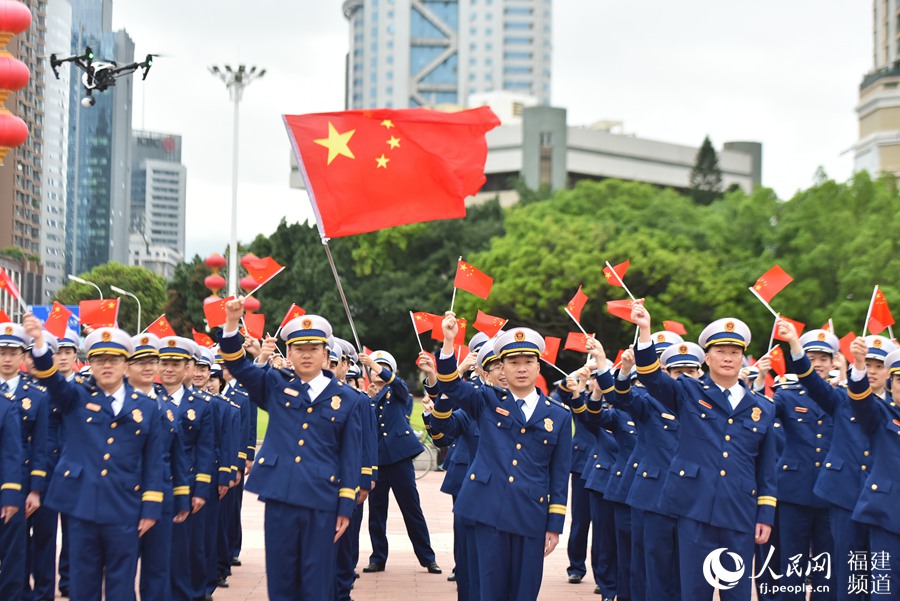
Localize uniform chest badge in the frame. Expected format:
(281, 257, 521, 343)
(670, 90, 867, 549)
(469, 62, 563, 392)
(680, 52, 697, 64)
(495, 407, 510, 416)
(21, 398, 30, 410)
(284, 387, 299, 397)
(187, 408, 196, 421)
(661, 413, 675, 421)
(331, 395, 342, 410)
(167, 409, 175, 422)
(751, 407, 762, 422)
(86, 402, 101, 412)
(698, 400, 713, 409)
(544, 418, 554, 432)
(132, 409, 143, 423)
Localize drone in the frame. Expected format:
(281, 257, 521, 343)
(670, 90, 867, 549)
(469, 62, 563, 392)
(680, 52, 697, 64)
(49, 46, 158, 107)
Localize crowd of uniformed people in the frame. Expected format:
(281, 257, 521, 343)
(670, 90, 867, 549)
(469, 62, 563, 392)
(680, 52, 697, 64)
(0, 290, 894, 601)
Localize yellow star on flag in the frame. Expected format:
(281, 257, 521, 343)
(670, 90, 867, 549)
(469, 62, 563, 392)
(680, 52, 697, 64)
(314, 122, 356, 165)
(387, 136, 400, 149)
(376, 154, 390, 169)
(381, 119, 394, 129)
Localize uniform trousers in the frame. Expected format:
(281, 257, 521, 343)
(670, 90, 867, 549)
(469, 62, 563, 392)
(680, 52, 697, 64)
(171, 505, 206, 601)
(630, 507, 646, 601)
(611, 501, 632, 600)
(68, 516, 139, 601)
(779, 502, 834, 600)
(677, 517, 754, 601)
(587, 491, 617, 597)
(57, 515, 70, 593)
(217, 487, 236, 580)
(830, 504, 869, 601)
(26, 502, 57, 600)
(472, 523, 543, 601)
(367, 458, 435, 566)
(868, 528, 900, 597)
(204, 485, 221, 596)
(139, 491, 174, 601)
(264, 499, 337, 601)
(566, 474, 596, 578)
(643, 510, 679, 601)
(0, 508, 25, 601)
(336, 499, 365, 601)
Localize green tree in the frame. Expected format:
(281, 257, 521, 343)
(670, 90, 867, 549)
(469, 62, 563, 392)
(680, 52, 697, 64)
(689, 135, 723, 205)
(55, 262, 167, 335)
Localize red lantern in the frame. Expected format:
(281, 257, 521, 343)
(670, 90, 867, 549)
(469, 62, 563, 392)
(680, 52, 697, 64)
(204, 274, 226, 295)
(0, 54, 28, 104)
(239, 276, 257, 292)
(0, 1, 31, 50)
(240, 253, 258, 268)
(243, 296, 261, 313)
(204, 253, 227, 272)
(0, 109, 26, 164)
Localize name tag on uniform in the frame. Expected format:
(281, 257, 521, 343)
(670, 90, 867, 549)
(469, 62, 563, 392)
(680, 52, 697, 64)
(86, 403, 102, 412)
(893, 419, 900, 428)
(284, 388, 299, 397)
(661, 413, 675, 421)
(794, 407, 808, 413)
(698, 400, 713, 409)
(495, 407, 510, 416)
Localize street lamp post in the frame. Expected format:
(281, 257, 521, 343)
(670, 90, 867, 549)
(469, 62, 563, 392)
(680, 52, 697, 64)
(110, 285, 141, 334)
(209, 64, 266, 297)
(67, 274, 103, 299)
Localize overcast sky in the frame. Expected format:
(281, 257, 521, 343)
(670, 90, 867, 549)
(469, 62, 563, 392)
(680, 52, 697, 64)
(108, 1, 870, 259)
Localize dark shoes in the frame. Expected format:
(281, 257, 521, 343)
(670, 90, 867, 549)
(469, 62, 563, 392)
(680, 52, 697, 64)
(216, 576, 229, 588)
(568, 573, 584, 584)
(363, 563, 385, 573)
(230, 557, 242, 567)
(59, 590, 69, 599)
(447, 572, 457, 582)
(426, 562, 442, 574)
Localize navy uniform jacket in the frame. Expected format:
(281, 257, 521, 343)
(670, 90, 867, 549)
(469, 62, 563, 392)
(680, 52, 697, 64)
(220, 335, 363, 518)
(224, 385, 252, 469)
(194, 388, 235, 489)
(32, 354, 164, 523)
(430, 394, 480, 497)
(372, 366, 423, 466)
(151, 385, 192, 514)
(436, 354, 572, 539)
(168, 385, 215, 499)
(561, 383, 619, 496)
(635, 344, 778, 533)
(0, 392, 23, 506)
(772, 382, 833, 508)
(791, 354, 872, 511)
(347, 386, 377, 490)
(553, 388, 593, 476)
(850, 386, 900, 534)
(611, 375, 680, 515)
(8, 374, 50, 496)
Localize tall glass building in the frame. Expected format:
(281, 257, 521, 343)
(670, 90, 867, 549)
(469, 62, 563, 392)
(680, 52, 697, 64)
(343, 0, 551, 109)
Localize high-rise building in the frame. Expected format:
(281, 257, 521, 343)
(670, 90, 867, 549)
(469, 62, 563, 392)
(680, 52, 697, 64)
(0, 0, 47, 306)
(128, 130, 185, 280)
(41, 0, 72, 300)
(855, 1, 900, 177)
(65, 0, 134, 275)
(343, 0, 551, 110)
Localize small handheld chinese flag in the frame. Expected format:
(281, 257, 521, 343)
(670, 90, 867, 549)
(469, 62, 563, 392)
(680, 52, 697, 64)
(768, 346, 786, 377)
(79, 299, 119, 328)
(145, 314, 175, 338)
(285, 107, 500, 239)
(564, 332, 591, 353)
(752, 265, 793, 303)
(412, 311, 442, 335)
(432, 318, 467, 345)
(278, 304, 307, 332)
(244, 313, 265, 340)
(662, 320, 687, 336)
(472, 310, 507, 338)
(607, 299, 637, 323)
(203, 297, 231, 329)
(839, 331, 857, 364)
(454, 260, 493, 300)
(774, 316, 805, 342)
(192, 328, 215, 349)
(0, 310, 10, 323)
(244, 257, 284, 288)
(541, 336, 562, 365)
(0, 269, 21, 301)
(868, 288, 895, 335)
(44, 302, 74, 339)
(603, 260, 630, 287)
(566, 286, 589, 323)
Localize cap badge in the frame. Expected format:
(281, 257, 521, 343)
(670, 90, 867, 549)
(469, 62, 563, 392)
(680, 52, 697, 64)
(751, 407, 762, 422)
(544, 417, 554, 432)
(817, 332, 826, 342)
(101, 331, 112, 342)
(657, 334, 666, 343)
(874, 339, 883, 349)
(331, 395, 342, 410)
(140, 336, 149, 346)
(725, 321, 735, 333)
(514, 330, 525, 342)
(679, 344, 688, 354)
(168, 339, 177, 347)
(3, 326, 11, 335)
(301, 318, 313, 330)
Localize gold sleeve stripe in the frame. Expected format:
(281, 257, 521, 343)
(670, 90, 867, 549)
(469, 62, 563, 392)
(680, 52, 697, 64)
(848, 387, 871, 401)
(586, 406, 601, 415)
(548, 504, 567, 515)
(30, 470, 47, 478)
(238, 452, 247, 460)
(220, 348, 245, 362)
(571, 404, 586, 414)
(32, 365, 58, 379)
(431, 408, 453, 419)
(384, 372, 396, 384)
(636, 360, 660, 374)
(558, 384, 571, 393)
(218, 467, 232, 473)
(230, 465, 238, 472)
(757, 496, 777, 507)
(600, 385, 615, 395)
(173, 486, 190, 495)
(431, 432, 444, 440)
(1, 483, 21, 491)
(361, 467, 373, 475)
(338, 488, 357, 500)
(796, 364, 814, 378)
(437, 371, 459, 383)
(615, 384, 632, 395)
(195, 474, 212, 484)
(372, 466, 379, 471)
(142, 491, 164, 503)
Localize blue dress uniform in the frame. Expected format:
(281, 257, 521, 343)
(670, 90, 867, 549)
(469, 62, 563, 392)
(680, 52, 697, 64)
(0, 324, 49, 601)
(635, 318, 778, 601)
(217, 372, 247, 584)
(0, 369, 24, 595)
(31, 327, 164, 601)
(221, 315, 363, 601)
(159, 337, 216, 601)
(365, 350, 438, 571)
(773, 331, 837, 601)
(53, 327, 78, 598)
(436, 328, 572, 601)
(789, 336, 893, 601)
(850, 348, 900, 595)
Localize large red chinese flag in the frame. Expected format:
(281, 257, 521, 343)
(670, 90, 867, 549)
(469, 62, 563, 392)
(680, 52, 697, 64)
(454, 260, 493, 300)
(79, 299, 119, 328)
(243, 313, 265, 340)
(869, 288, 895, 335)
(204, 297, 232, 329)
(145, 314, 175, 338)
(603, 260, 630, 287)
(0, 269, 20, 301)
(566, 286, 589, 323)
(774, 316, 805, 342)
(606, 299, 637, 323)
(564, 332, 592, 353)
(244, 257, 284, 287)
(192, 328, 215, 349)
(413, 311, 443, 335)
(44, 302, 73, 339)
(663, 320, 687, 336)
(752, 265, 793, 303)
(278, 304, 307, 331)
(284, 107, 500, 238)
(541, 336, 561, 365)
(472, 310, 507, 338)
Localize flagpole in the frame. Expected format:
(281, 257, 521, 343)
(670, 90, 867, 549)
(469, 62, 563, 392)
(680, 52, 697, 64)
(862, 285, 879, 338)
(890, 326, 895, 341)
(633, 324, 640, 347)
(541, 357, 569, 378)
(243, 266, 286, 299)
(449, 256, 462, 313)
(564, 308, 590, 337)
(767, 316, 779, 352)
(322, 239, 362, 352)
(408, 311, 425, 353)
(749, 287, 780, 319)
(605, 261, 636, 301)
(828, 318, 835, 333)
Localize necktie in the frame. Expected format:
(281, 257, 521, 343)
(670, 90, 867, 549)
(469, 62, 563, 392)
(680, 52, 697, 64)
(724, 388, 733, 409)
(300, 382, 311, 402)
(108, 395, 119, 416)
(0, 382, 8, 395)
(516, 398, 526, 420)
